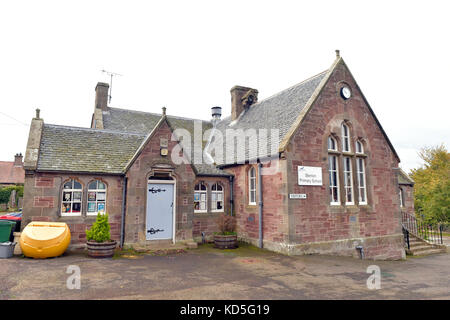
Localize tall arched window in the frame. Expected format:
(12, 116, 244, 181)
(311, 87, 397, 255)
(87, 180, 107, 215)
(328, 136, 337, 151)
(399, 188, 404, 207)
(341, 123, 351, 152)
(194, 182, 207, 213)
(355, 140, 364, 154)
(249, 167, 257, 205)
(61, 179, 82, 216)
(211, 183, 224, 212)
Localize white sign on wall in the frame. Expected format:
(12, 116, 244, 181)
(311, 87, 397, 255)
(289, 194, 307, 199)
(298, 166, 323, 186)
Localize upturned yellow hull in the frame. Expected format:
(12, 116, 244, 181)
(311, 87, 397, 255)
(20, 222, 71, 258)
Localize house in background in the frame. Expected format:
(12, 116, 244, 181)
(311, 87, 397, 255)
(0, 153, 25, 210)
(22, 52, 411, 259)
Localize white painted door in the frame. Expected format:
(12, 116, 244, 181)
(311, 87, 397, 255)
(146, 183, 174, 240)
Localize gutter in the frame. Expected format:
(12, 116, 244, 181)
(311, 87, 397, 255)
(120, 175, 128, 248)
(229, 175, 234, 216)
(258, 162, 263, 248)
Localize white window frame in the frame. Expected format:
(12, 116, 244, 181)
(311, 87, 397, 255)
(86, 180, 107, 216)
(355, 140, 364, 154)
(399, 188, 404, 207)
(61, 179, 82, 217)
(211, 183, 224, 212)
(328, 136, 337, 151)
(356, 158, 367, 205)
(249, 167, 257, 205)
(328, 155, 340, 205)
(342, 123, 351, 152)
(343, 156, 354, 205)
(194, 182, 208, 213)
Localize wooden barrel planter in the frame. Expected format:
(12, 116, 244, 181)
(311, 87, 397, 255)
(86, 240, 117, 258)
(214, 234, 238, 249)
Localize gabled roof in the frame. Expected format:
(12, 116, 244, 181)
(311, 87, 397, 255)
(37, 124, 145, 174)
(0, 161, 24, 184)
(103, 107, 231, 176)
(212, 71, 327, 165)
(398, 169, 414, 185)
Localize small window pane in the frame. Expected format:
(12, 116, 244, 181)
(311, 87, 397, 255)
(73, 181, 82, 189)
(88, 181, 97, 190)
(98, 182, 106, 190)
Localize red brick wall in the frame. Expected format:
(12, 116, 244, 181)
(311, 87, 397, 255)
(125, 120, 196, 245)
(284, 60, 404, 259)
(22, 173, 124, 245)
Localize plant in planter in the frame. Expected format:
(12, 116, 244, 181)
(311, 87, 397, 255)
(86, 213, 117, 258)
(214, 213, 237, 249)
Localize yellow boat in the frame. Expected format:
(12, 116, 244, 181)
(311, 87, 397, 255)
(20, 222, 71, 258)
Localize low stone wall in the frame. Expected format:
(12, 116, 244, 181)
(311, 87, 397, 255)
(238, 233, 406, 260)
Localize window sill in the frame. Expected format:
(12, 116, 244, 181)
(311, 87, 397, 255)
(60, 213, 81, 217)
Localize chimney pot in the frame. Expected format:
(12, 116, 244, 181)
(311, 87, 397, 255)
(14, 153, 23, 167)
(35, 108, 40, 119)
(335, 49, 340, 58)
(211, 106, 222, 123)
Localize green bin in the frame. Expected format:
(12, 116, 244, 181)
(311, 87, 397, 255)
(0, 221, 16, 242)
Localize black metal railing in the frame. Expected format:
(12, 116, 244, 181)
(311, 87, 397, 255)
(401, 212, 443, 245)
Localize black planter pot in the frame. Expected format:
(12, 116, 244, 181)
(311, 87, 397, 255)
(86, 240, 117, 258)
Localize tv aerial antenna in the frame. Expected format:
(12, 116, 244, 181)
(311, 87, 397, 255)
(101, 69, 123, 104)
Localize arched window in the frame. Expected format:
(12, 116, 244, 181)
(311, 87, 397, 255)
(356, 158, 367, 204)
(328, 136, 337, 151)
(194, 182, 207, 213)
(356, 140, 364, 154)
(61, 179, 82, 216)
(87, 180, 107, 215)
(211, 183, 224, 212)
(341, 123, 351, 152)
(249, 167, 257, 205)
(399, 188, 404, 207)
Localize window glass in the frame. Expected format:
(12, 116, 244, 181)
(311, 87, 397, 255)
(328, 155, 340, 204)
(194, 182, 207, 212)
(343, 157, 354, 204)
(342, 124, 351, 152)
(87, 180, 107, 215)
(249, 167, 256, 205)
(61, 179, 82, 216)
(211, 183, 224, 212)
(356, 158, 367, 204)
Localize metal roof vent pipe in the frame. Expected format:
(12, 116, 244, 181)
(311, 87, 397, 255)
(211, 106, 222, 126)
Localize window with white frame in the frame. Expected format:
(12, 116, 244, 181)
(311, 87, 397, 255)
(211, 183, 224, 212)
(341, 123, 351, 152)
(328, 136, 337, 151)
(61, 180, 82, 216)
(328, 155, 340, 205)
(343, 157, 354, 204)
(356, 158, 367, 204)
(399, 188, 404, 207)
(249, 167, 257, 205)
(87, 180, 107, 215)
(194, 182, 207, 212)
(356, 140, 364, 154)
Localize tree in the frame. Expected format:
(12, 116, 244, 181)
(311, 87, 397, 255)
(410, 144, 450, 226)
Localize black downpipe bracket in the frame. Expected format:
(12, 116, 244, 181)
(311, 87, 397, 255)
(120, 176, 128, 248)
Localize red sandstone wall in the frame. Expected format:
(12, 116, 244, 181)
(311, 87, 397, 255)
(400, 184, 415, 216)
(284, 60, 403, 259)
(192, 176, 231, 241)
(22, 173, 124, 245)
(125, 120, 196, 244)
(226, 161, 289, 246)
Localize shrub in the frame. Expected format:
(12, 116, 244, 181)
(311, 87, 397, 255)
(86, 213, 111, 243)
(215, 213, 236, 235)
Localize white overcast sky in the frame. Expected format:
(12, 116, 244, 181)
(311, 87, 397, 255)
(0, 0, 449, 173)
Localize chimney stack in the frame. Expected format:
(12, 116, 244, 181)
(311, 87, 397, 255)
(230, 86, 258, 121)
(95, 82, 109, 111)
(14, 153, 23, 167)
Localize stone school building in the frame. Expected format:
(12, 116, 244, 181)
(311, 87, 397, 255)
(22, 52, 410, 259)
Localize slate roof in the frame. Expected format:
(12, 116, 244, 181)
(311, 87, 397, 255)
(102, 108, 231, 176)
(398, 169, 414, 185)
(0, 161, 24, 184)
(211, 71, 327, 165)
(37, 124, 145, 174)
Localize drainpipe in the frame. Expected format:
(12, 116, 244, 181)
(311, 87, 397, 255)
(258, 162, 263, 248)
(120, 176, 128, 248)
(229, 175, 234, 216)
